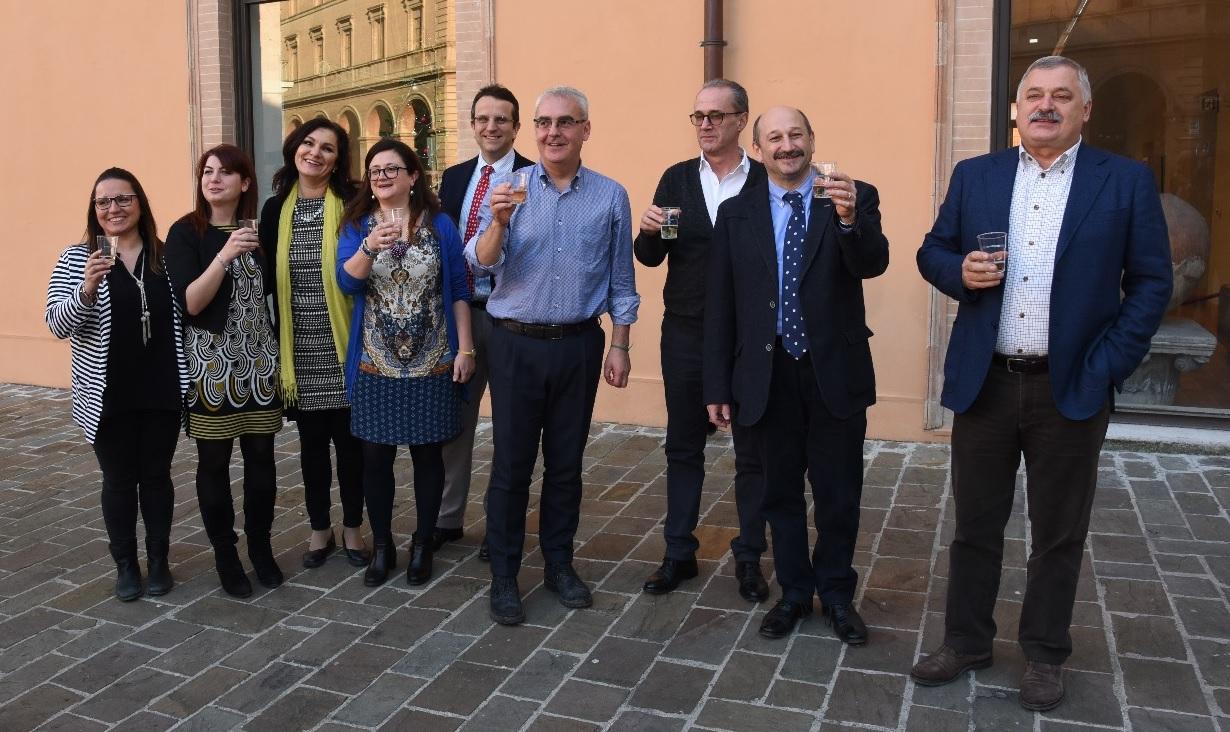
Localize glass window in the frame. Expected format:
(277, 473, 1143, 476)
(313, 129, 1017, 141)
(241, 1, 454, 192)
(1009, 0, 1230, 416)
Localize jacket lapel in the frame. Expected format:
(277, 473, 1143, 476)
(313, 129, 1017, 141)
(747, 185, 778, 279)
(1055, 146, 1109, 262)
(985, 148, 1017, 238)
(801, 192, 834, 276)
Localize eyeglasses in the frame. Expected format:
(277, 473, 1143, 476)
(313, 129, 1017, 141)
(368, 166, 409, 180)
(532, 116, 587, 131)
(689, 110, 740, 126)
(93, 194, 138, 210)
(472, 115, 514, 127)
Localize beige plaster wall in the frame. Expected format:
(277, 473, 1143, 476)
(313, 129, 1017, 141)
(0, 1, 194, 389)
(492, 1, 940, 441)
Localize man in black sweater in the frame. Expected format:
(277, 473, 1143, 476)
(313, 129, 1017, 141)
(634, 78, 769, 601)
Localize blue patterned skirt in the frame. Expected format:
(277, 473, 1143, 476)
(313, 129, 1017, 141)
(351, 368, 461, 445)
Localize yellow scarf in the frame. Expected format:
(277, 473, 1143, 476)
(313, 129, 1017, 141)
(276, 182, 351, 405)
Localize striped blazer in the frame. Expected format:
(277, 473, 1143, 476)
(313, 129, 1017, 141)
(44, 243, 190, 443)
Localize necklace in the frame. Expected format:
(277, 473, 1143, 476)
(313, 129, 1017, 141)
(294, 197, 325, 224)
(122, 250, 151, 345)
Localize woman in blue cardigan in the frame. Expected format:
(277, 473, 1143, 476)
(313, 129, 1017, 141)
(337, 138, 474, 587)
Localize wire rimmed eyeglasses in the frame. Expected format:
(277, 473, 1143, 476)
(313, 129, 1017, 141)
(532, 116, 587, 131)
(93, 194, 138, 210)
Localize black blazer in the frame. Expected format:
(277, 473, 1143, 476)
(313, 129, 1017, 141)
(437, 151, 535, 227)
(634, 157, 767, 318)
(703, 179, 889, 424)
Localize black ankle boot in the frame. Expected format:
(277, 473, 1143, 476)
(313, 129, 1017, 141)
(111, 540, 143, 602)
(248, 540, 284, 589)
(214, 545, 252, 598)
(145, 538, 173, 597)
(406, 538, 433, 586)
(364, 541, 396, 587)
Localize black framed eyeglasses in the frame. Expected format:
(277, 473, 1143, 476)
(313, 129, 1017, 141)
(368, 166, 409, 180)
(689, 110, 740, 126)
(93, 194, 138, 210)
(532, 116, 586, 131)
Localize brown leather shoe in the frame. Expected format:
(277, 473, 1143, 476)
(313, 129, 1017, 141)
(910, 645, 993, 686)
(1019, 661, 1064, 711)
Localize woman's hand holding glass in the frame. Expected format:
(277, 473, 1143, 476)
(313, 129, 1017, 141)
(365, 220, 401, 253)
(219, 225, 259, 266)
(81, 249, 114, 302)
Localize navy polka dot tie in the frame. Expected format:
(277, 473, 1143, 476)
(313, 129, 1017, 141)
(781, 191, 810, 359)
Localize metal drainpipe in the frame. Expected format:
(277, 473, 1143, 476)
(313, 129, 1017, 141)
(702, 0, 726, 81)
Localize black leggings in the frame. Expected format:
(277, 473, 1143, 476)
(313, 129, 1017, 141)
(195, 434, 277, 548)
(295, 408, 364, 531)
(363, 441, 444, 545)
(92, 410, 181, 557)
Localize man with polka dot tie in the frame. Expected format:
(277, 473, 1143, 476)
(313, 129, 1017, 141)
(703, 106, 889, 644)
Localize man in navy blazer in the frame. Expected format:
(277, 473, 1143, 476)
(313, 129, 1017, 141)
(914, 56, 1171, 711)
(433, 84, 534, 558)
(704, 106, 889, 645)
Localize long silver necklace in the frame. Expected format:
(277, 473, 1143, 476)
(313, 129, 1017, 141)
(122, 249, 151, 345)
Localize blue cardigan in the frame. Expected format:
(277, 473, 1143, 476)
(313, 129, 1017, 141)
(336, 210, 471, 400)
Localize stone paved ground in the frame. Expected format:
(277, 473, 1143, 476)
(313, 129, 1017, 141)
(0, 383, 1228, 731)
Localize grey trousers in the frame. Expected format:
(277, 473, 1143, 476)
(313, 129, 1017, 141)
(437, 305, 493, 530)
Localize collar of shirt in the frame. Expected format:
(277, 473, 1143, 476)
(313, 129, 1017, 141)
(767, 173, 815, 218)
(1019, 137, 1082, 175)
(472, 147, 519, 181)
(698, 148, 750, 178)
(534, 161, 587, 192)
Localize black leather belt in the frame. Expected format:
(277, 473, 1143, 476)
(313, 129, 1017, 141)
(993, 353, 1049, 374)
(494, 317, 599, 340)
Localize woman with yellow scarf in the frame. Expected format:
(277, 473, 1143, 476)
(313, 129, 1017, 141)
(259, 118, 369, 570)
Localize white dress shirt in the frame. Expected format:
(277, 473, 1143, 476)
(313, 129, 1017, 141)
(699, 148, 751, 225)
(996, 139, 1081, 357)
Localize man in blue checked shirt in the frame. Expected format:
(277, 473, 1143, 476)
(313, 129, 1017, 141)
(467, 85, 640, 626)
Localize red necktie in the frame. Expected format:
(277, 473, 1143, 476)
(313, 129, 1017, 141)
(463, 165, 494, 293)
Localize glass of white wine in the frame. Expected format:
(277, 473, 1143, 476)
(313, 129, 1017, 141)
(660, 207, 681, 240)
(812, 161, 837, 199)
(96, 235, 119, 264)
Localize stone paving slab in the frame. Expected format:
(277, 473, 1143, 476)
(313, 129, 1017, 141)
(0, 384, 1228, 731)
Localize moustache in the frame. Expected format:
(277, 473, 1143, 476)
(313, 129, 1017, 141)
(773, 150, 805, 160)
(1029, 110, 1062, 123)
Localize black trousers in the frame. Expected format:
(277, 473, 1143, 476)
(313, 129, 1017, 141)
(660, 313, 767, 562)
(946, 364, 1109, 664)
(363, 441, 445, 545)
(295, 407, 364, 531)
(485, 323, 604, 578)
(195, 434, 277, 549)
(92, 410, 181, 558)
(744, 347, 866, 606)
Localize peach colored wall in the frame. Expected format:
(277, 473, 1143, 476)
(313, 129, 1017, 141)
(493, 1, 940, 441)
(1, 2, 194, 389)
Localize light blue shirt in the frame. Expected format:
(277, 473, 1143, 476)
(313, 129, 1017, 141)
(767, 173, 816, 334)
(466, 162, 640, 326)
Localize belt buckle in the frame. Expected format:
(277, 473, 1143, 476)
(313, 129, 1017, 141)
(1005, 357, 1029, 373)
(545, 325, 564, 340)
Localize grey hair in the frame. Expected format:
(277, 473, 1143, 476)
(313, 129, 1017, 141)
(1016, 55, 1092, 103)
(700, 78, 749, 114)
(535, 86, 589, 118)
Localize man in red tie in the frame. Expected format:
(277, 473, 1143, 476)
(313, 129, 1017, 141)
(434, 85, 535, 557)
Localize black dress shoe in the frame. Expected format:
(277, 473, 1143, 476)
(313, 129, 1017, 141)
(406, 539, 434, 586)
(364, 542, 396, 587)
(341, 535, 370, 568)
(823, 603, 868, 645)
(214, 546, 252, 599)
(911, 645, 993, 687)
(643, 558, 699, 595)
(759, 598, 812, 639)
(430, 527, 464, 552)
(302, 534, 336, 569)
(478, 538, 490, 562)
(544, 563, 593, 608)
(145, 538, 173, 597)
(736, 561, 770, 602)
(114, 555, 143, 602)
(248, 544, 284, 589)
(490, 576, 525, 625)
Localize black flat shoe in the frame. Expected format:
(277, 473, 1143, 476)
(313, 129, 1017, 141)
(823, 603, 868, 645)
(489, 576, 525, 625)
(145, 539, 173, 597)
(643, 558, 699, 595)
(759, 598, 812, 639)
(114, 555, 143, 602)
(214, 546, 252, 599)
(364, 542, 396, 587)
(341, 535, 370, 568)
(302, 534, 336, 569)
(736, 560, 770, 602)
(406, 540, 433, 586)
(544, 562, 593, 608)
(429, 527, 464, 552)
(248, 544, 284, 589)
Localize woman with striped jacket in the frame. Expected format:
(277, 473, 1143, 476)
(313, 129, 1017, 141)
(45, 168, 189, 602)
